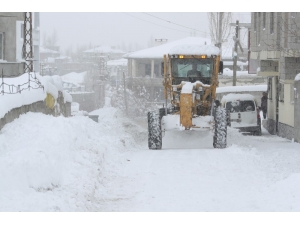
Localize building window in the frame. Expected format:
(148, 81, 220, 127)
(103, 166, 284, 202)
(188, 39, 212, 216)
(268, 77, 272, 100)
(279, 83, 284, 102)
(0, 32, 3, 60)
(263, 12, 266, 29)
(270, 12, 274, 34)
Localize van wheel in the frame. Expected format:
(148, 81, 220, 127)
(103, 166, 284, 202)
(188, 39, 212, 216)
(213, 107, 227, 148)
(148, 111, 162, 150)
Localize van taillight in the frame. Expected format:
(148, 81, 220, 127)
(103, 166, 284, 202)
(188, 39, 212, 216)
(257, 108, 260, 119)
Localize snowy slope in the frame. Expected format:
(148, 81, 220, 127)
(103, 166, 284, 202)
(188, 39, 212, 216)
(0, 108, 146, 211)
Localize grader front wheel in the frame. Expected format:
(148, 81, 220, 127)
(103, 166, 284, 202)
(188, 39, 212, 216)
(213, 107, 228, 149)
(148, 111, 162, 150)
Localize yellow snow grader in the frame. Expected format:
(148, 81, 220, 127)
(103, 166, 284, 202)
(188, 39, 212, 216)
(147, 44, 229, 149)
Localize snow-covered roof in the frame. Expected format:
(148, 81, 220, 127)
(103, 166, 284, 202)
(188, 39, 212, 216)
(61, 71, 87, 86)
(217, 85, 267, 94)
(169, 44, 219, 56)
(221, 93, 256, 103)
(84, 46, 125, 54)
(124, 37, 212, 59)
(107, 58, 128, 66)
(40, 46, 60, 54)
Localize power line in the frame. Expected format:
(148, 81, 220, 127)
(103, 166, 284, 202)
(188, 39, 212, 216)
(142, 12, 209, 35)
(122, 13, 209, 38)
(122, 12, 191, 34)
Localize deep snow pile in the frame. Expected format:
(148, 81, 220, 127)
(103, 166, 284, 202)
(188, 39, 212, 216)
(0, 107, 146, 211)
(1, 105, 300, 212)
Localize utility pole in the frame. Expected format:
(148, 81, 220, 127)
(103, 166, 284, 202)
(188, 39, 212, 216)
(232, 20, 243, 86)
(208, 12, 232, 59)
(23, 12, 33, 73)
(217, 12, 223, 59)
(123, 70, 128, 116)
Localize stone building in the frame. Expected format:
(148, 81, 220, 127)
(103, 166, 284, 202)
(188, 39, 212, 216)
(250, 12, 300, 142)
(0, 12, 40, 76)
(0, 13, 25, 76)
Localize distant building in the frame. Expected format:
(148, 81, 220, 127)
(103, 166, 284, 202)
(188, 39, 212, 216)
(40, 46, 60, 62)
(83, 46, 125, 61)
(107, 58, 128, 87)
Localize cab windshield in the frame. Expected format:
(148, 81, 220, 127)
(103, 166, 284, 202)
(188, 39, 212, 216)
(171, 58, 214, 78)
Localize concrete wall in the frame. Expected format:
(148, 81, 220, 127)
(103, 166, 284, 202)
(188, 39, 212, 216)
(266, 118, 277, 135)
(0, 94, 71, 131)
(278, 122, 294, 140)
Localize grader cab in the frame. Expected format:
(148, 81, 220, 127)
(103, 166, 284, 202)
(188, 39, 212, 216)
(147, 44, 229, 150)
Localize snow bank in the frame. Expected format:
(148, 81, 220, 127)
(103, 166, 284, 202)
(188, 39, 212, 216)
(0, 108, 145, 211)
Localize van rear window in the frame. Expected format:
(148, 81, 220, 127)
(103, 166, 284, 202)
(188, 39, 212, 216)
(225, 100, 255, 113)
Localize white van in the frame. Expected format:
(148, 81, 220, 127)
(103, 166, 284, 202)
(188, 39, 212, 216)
(221, 93, 262, 135)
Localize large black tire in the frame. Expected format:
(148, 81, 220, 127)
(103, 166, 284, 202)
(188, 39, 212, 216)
(148, 111, 162, 150)
(213, 107, 228, 149)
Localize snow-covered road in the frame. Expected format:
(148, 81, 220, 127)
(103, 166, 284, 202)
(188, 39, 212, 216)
(0, 107, 300, 212)
(103, 128, 300, 212)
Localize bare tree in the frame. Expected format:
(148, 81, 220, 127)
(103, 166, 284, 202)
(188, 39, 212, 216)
(207, 12, 232, 57)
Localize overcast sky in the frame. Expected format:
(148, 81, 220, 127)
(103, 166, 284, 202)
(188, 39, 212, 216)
(39, 12, 251, 54)
(40, 12, 209, 52)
